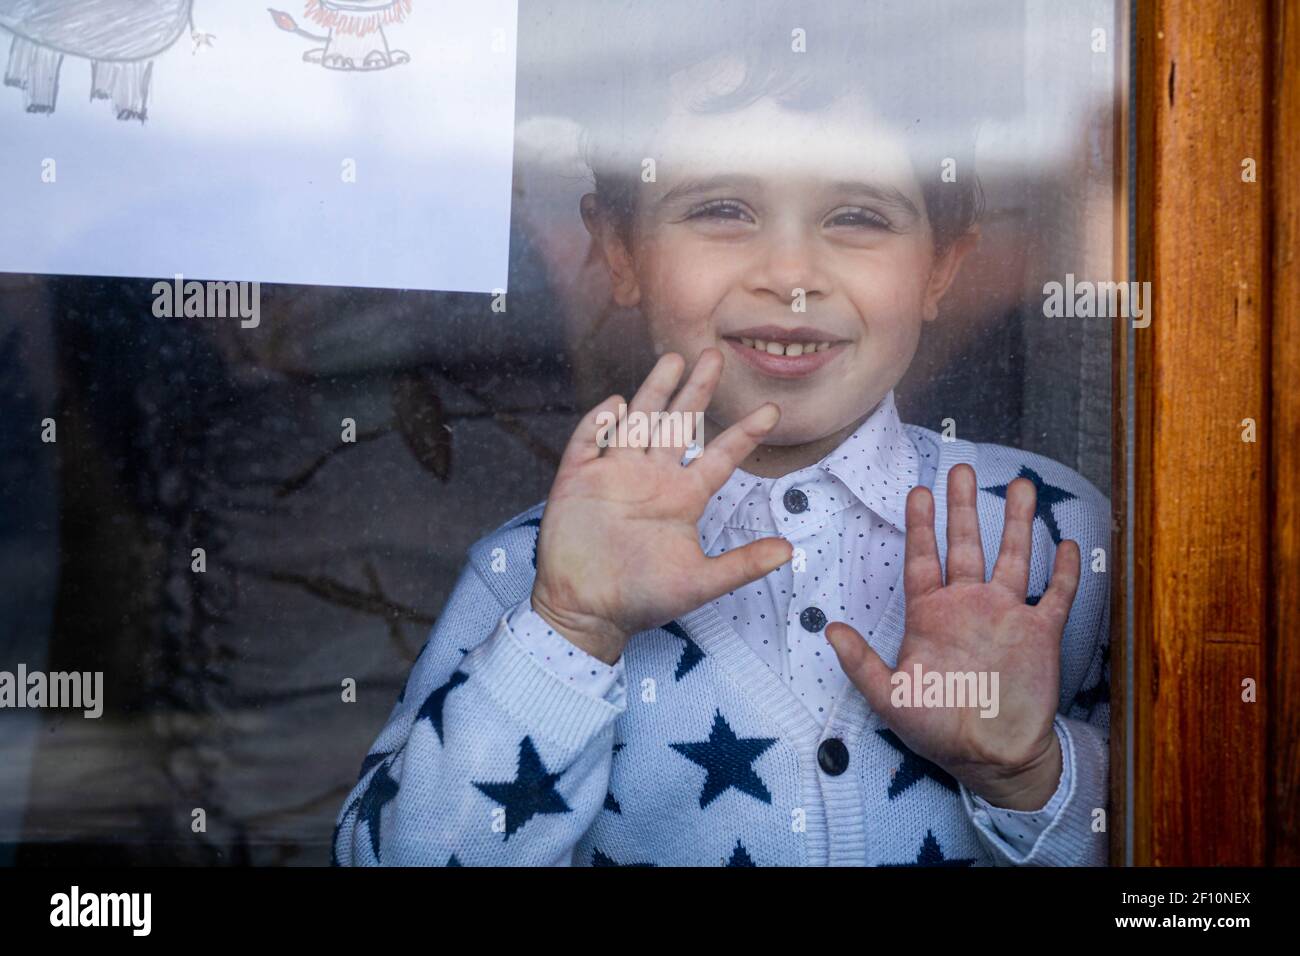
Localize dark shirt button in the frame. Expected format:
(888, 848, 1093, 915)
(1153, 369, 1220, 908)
(818, 738, 850, 775)
(800, 606, 827, 632)
(783, 488, 808, 514)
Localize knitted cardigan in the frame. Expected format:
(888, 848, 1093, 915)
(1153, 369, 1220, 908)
(333, 424, 1111, 867)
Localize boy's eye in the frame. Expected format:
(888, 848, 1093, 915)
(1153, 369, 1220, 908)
(686, 200, 755, 223)
(824, 206, 892, 230)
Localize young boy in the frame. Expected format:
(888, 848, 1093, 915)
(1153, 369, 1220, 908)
(333, 15, 1110, 867)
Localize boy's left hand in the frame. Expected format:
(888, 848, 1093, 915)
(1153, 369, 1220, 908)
(825, 463, 1080, 811)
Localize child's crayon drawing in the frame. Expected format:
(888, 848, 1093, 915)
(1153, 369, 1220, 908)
(0, 0, 213, 121)
(269, 0, 411, 72)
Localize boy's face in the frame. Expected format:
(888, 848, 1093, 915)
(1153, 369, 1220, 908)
(585, 57, 973, 447)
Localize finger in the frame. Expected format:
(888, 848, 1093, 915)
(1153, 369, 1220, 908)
(903, 486, 943, 599)
(616, 352, 686, 453)
(650, 348, 722, 462)
(558, 393, 625, 471)
(824, 622, 894, 717)
(990, 477, 1037, 595)
(686, 536, 792, 605)
(666, 348, 723, 416)
(944, 464, 985, 584)
(1037, 538, 1081, 623)
(688, 402, 780, 494)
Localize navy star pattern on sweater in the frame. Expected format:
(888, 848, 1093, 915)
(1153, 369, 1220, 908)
(880, 830, 976, 867)
(1074, 673, 1109, 712)
(515, 516, 543, 568)
(982, 466, 1076, 545)
(473, 736, 572, 840)
(877, 728, 960, 799)
(357, 749, 392, 782)
(1072, 656, 1110, 715)
(591, 848, 655, 867)
(727, 840, 756, 867)
(603, 742, 625, 815)
(670, 710, 777, 808)
(356, 760, 399, 861)
(417, 670, 468, 744)
(662, 620, 705, 680)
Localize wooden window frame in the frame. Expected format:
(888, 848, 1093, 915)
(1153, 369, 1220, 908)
(1117, 0, 1296, 866)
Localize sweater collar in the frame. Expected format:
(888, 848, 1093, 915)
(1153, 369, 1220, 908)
(696, 391, 918, 552)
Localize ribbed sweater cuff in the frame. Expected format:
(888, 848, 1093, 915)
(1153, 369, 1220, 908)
(963, 714, 1109, 866)
(469, 616, 626, 758)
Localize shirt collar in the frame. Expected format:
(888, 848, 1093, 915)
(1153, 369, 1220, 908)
(697, 391, 919, 553)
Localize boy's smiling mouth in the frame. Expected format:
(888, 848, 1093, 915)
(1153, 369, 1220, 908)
(721, 325, 849, 379)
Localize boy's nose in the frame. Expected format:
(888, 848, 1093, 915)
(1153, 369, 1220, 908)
(749, 229, 831, 303)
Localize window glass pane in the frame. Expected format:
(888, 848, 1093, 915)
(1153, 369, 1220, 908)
(0, 0, 1120, 865)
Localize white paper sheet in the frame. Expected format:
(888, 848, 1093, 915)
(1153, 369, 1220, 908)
(0, 0, 518, 293)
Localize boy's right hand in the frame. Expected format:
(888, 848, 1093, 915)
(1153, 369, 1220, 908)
(530, 348, 794, 664)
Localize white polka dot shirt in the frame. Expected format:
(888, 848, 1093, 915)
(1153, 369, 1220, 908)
(698, 390, 915, 724)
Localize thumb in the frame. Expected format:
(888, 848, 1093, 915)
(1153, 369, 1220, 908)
(825, 622, 895, 716)
(687, 537, 793, 607)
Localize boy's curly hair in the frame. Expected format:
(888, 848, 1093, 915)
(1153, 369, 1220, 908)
(583, 0, 986, 257)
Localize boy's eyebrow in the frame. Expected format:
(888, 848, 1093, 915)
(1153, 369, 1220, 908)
(828, 181, 921, 218)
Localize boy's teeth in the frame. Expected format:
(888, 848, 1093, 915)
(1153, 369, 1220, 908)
(738, 337, 832, 356)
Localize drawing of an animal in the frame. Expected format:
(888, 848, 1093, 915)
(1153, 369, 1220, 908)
(269, 0, 410, 72)
(0, 0, 198, 120)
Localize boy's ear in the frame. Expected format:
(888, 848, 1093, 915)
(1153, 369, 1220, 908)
(580, 193, 642, 309)
(921, 228, 979, 322)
